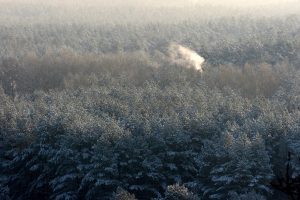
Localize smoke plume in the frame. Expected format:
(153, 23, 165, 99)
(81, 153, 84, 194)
(168, 43, 205, 73)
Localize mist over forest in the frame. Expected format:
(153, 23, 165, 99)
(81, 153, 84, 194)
(0, 1, 300, 200)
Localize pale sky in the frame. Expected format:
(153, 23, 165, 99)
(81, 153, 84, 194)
(188, 0, 296, 5)
(0, 0, 299, 25)
(0, 0, 297, 7)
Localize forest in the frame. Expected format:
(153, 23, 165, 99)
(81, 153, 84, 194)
(0, 1, 300, 200)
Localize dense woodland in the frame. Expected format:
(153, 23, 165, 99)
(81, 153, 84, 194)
(0, 2, 300, 200)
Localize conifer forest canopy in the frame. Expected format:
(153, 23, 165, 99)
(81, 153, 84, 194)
(0, 0, 300, 199)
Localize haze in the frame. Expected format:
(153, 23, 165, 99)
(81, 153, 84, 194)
(0, 0, 299, 25)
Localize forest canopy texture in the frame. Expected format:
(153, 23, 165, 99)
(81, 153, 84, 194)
(0, 1, 300, 200)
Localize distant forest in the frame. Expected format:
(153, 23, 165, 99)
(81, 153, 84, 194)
(0, 2, 300, 200)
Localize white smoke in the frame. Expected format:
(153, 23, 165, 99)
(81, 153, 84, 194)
(168, 43, 205, 73)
